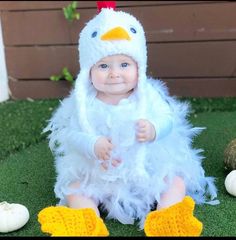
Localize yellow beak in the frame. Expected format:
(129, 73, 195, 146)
(101, 27, 131, 41)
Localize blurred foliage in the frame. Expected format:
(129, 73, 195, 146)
(50, 67, 75, 85)
(182, 97, 236, 114)
(63, 1, 80, 22)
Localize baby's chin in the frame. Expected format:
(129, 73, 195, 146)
(104, 85, 135, 95)
(106, 89, 134, 96)
(96, 89, 134, 105)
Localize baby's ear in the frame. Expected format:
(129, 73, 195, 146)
(89, 70, 94, 85)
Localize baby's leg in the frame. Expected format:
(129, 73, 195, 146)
(66, 181, 100, 217)
(157, 175, 186, 210)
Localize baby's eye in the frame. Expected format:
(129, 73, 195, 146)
(121, 63, 129, 68)
(99, 64, 108, 69)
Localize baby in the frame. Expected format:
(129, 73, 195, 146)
(91, 54, 156, 169)
(38, 2, 219, 237)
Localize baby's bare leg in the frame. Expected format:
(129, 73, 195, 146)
(65, 181, 100, 217)
(157, 176, 186, 210)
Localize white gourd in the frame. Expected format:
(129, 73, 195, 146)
(0, 201, 30, 233)
(225, 170, 236, 197)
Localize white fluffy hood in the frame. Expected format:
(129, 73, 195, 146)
(74, 6, 148, 133)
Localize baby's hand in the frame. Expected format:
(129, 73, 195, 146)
(94, 136, 121, 170)
(94, 136, 113, 161)
(136, 119, 156, 142)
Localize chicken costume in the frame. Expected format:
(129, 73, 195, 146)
(39, 1, 219, 236)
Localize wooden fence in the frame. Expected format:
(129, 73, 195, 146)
(0, 1, 236, 99)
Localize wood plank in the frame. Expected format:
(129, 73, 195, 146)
(9, 78, 71, 99)
(2, 2, 236, 45)
(5, 46, 78, 79)
(8, 77, 236, 99)
(164, 78, 236, 97)
(139, 2, 236, 42)
(5, 41, 236, 79)
(147, 41, 236, 78)
(0, 1, 216, 11)
(0, 1, 70, 10)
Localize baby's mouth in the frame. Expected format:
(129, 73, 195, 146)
(107, 82, 124, 85)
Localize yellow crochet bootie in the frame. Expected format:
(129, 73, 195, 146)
(144, 196, 203, 236)
(38, 206, 109, 237)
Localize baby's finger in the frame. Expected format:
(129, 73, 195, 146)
(105, 152, 111, 160)
(112, 159, 122, 167)
(137, 137, 147, 142)
(137, 119, 147, 127)
(137, 127, 146, 133)
(136, 132, 146, 139)
(136, 122, 143, 129)
(101, 161, 108, 170)
(101, 152, 110, 161)
(137, 133, 147, 141)
(105, 137, 114, 148)
(107, 143, 114, 151)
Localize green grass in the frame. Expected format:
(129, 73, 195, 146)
(0, 97, 236, 236)
(0, 99, 59, 162)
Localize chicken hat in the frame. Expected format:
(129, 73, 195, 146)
(75, 1, 148, 135)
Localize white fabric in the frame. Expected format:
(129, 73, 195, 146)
(44, 77, 219, 228)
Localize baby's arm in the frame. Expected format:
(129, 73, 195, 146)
(136, 93, 173, 143)
(66, 130, 100, 160)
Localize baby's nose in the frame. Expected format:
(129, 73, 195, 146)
(109, 67, 120, 78)
(109, 72, 120, 79)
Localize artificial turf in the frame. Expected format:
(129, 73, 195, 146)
(0, 97, 236, 236)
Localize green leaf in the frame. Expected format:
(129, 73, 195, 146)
(74, 13, 80, 20)
(50, 67, 74, 84)
(62, 67, 74, 82)
(62, 1, 80, 22)
(65, 75, 74, 82)
(63, 7, 69, 20)
(50, 75, 62, 81)
(72, 1, 78, 9)
(62, 67, 69, 75)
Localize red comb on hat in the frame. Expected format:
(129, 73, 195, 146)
(97, 1, 116, 13)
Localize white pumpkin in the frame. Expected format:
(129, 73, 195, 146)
(225, 170, 236, 197)
(0, 201, 30, 233)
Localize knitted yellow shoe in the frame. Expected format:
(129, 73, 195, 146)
(38, 206, 109, 237)
(144, 196, 203, 236)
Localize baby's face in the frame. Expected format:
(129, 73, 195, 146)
(90, 54, 138, 97)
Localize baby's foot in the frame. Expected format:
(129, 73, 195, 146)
(38, 206, 109, 236)
(144, 196, 203, 236)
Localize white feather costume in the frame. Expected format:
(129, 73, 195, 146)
(44, 4, 219, 229)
